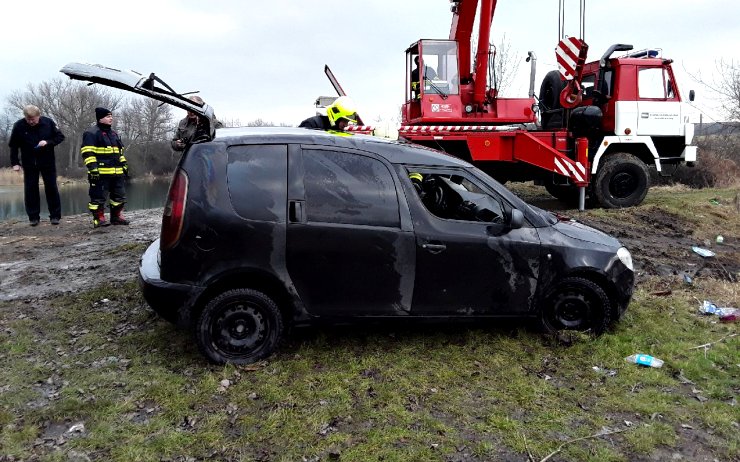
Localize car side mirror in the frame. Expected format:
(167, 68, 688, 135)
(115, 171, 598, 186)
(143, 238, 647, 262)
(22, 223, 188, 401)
(508, 209, 524, 229)
(689, 89, 695, 102)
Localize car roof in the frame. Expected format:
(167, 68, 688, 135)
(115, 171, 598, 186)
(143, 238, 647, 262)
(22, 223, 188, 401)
(213, 126, 472, 168)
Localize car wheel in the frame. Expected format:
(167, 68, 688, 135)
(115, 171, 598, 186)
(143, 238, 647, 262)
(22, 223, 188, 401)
(196, 288, 283, 365)
(593, 152, 650, 208)
(541, 277, 611, 335)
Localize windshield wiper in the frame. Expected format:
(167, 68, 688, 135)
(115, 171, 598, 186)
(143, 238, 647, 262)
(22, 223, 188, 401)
(424, 77, 448, 99)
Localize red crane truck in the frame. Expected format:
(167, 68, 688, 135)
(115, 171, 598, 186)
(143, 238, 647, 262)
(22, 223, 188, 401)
(396, 0, 698, 208)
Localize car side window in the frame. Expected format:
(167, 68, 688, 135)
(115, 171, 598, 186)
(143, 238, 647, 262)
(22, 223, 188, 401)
(409, 171, 505, 223)
(226, 144, 288, 222)
(302, 149, 400, 228)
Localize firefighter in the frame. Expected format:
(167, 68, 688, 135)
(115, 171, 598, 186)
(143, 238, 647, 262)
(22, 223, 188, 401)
(299, 96, 358, 132)
(81, 107, 129, 228)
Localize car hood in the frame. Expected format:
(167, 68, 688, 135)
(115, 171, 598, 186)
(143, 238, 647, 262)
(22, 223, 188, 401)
(552, 219, 621, 249)
(60, 62, 217, 140)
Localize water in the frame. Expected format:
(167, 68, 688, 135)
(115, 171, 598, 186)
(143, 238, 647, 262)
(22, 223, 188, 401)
(0, 178, 172, 221)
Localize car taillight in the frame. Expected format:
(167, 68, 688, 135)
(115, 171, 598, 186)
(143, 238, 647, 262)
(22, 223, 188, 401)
(161, 170, 188, 250)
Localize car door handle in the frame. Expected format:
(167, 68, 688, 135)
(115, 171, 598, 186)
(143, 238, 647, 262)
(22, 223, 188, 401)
(289, 200, 304, 223)
(422, 242, 446, 254)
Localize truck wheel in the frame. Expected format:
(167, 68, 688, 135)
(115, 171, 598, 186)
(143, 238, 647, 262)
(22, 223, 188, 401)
(544, 183, 581, 204)
(541, 277, 611, 335)
(196, 288, 283, 365)
(539, 70, 566, 129)
(593, 153, 650, 208)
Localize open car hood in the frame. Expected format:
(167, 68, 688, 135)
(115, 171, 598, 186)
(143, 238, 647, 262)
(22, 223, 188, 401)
(60, 62, 217, 141)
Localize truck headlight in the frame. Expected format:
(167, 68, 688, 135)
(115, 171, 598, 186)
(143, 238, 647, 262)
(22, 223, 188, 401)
(617, 247, 633, 271)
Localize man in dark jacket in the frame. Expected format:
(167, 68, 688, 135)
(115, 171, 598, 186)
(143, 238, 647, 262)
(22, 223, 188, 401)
(171, 95, 222, 152)
(9, 105, 65, 226)
(299, 96, 358, 133)
(81, 107, 128, 228)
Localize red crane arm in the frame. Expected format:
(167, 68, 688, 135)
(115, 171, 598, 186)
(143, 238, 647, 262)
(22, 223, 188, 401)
(449, 0, 498, 105)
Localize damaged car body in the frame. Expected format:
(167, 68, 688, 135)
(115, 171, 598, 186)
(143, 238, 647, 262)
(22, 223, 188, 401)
(62, 63, 635, 365)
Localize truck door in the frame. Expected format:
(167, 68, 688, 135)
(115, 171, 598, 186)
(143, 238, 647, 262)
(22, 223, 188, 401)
(636, 66, 681, 136)
(405, 168, 541, 315)
(286, 146, 415, 317)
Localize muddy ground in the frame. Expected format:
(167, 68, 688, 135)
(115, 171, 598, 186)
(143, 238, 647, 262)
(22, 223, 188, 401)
(1, 191, 737, 303)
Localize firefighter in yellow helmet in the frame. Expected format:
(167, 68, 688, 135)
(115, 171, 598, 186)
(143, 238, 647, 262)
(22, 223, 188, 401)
(299, 96, 358, 132)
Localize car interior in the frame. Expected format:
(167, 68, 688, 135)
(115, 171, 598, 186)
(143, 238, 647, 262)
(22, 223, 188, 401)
(410, 173, 504, 223)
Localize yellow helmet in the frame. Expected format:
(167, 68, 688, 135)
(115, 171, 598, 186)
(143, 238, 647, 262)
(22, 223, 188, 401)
(326, 96, 358, 126)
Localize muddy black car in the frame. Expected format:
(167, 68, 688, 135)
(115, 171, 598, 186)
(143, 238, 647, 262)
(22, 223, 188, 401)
(62, 63, 635, 365)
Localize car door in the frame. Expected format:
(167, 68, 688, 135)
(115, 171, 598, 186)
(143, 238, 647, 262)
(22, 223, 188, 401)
(404, 167, 542, 315)
(285, 146, 416, 317)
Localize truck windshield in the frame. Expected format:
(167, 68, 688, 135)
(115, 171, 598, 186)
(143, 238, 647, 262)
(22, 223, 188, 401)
(420, 40, 460, 95)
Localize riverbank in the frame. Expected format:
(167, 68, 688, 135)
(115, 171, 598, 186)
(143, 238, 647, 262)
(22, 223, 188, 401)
(0, 208, 162, 301)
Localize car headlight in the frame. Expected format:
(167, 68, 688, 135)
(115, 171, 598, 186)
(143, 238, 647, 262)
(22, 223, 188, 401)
(617, 247, 633, 271)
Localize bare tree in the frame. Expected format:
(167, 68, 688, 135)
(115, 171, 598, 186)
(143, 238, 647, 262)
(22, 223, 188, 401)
(6, 79, 122, 172)
(116, 97, 174, 175)
(491, 33, 521, 95)
(690, 59, 740, 122)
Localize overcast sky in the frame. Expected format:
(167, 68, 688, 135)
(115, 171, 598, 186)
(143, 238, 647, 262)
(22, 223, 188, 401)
(1, 0, 737, 126)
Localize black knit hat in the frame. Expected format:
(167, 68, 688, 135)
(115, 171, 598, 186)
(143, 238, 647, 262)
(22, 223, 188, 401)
(95, 107, 112, 121)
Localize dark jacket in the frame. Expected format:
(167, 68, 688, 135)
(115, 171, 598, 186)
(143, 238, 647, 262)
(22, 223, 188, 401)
(81, 124, 126, 176)
(299, 115, 332, 130)
(9, 116, 65, 168)
(171, 115, 223, 151)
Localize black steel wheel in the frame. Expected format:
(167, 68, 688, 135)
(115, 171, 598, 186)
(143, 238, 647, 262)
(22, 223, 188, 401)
(593, 152, 650, 208)
(196, 288, 283, 365)
(541, 277, 611, 335)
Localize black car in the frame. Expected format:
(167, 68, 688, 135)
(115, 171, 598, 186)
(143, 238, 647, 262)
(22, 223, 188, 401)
(62, 63, 635, 365)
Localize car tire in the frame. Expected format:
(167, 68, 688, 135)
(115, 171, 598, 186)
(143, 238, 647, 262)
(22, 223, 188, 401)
(541, 277, 611, 335)
(196, 288, 283, 365)
(592, 152, 650, 208)
(539, 70, 566, 129)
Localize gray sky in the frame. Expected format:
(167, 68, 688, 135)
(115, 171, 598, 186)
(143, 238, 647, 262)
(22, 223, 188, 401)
(1, 0, 737, 126)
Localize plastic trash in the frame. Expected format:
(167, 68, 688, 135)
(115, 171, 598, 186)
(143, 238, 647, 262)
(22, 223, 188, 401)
(716, 235, 724, 244)
(692, 246, 715, 258)
(700, 300, 722, 315)
(683, 274, 693, 285)
(625, 354, 664, 368)
(709, 198, 720, 205)
(700, 301, 738, 318)
(719, 308, 739, 323)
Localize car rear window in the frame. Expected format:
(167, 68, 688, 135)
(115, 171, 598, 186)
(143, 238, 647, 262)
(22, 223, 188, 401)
(226, 144, 288, 222)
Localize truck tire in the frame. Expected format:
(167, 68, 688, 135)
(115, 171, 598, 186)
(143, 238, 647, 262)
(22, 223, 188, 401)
(544, 183, 581, 204)
(539, 70, 566, 129)
(196, 288, 284, 365)
(592, 152, 650, 208)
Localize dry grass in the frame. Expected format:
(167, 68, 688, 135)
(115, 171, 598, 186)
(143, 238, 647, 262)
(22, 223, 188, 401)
(0, 167, 75, 186)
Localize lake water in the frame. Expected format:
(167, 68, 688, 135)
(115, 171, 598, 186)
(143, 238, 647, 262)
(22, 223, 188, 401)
(0, 178, 172, 221)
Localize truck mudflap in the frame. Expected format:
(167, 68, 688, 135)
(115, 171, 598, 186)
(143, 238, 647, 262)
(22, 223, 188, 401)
(682, 146, 698, 163)
(591, 135, 661, 173)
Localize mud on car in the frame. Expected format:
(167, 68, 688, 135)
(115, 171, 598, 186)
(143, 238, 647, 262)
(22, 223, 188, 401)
(62, 63, 635, 365)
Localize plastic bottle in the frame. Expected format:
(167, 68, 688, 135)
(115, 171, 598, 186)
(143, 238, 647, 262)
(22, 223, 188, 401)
(625, 354, 664, 368)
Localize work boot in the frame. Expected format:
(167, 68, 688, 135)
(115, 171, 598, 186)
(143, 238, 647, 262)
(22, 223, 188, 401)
(110, 207, 130, 226)
(92, 209, 109, 228)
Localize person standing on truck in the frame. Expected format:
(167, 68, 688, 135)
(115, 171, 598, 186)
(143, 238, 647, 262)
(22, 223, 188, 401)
(81, 107, 128, 228)
(8, 105, 65, 226)
(299, 96, 358, 132)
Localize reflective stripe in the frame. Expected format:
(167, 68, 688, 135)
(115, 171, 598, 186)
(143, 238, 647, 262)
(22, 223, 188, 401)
(84, 157, 98, 165)
(88, 203, 100, 211)
(98, 167, 117, 174)
(119, 155, 127, 162)
(109, 200, 123, 207)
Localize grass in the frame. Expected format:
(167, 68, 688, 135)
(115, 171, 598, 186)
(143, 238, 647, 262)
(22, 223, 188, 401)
(1, 185, 738, 461)
(0, 278, 737, 461)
